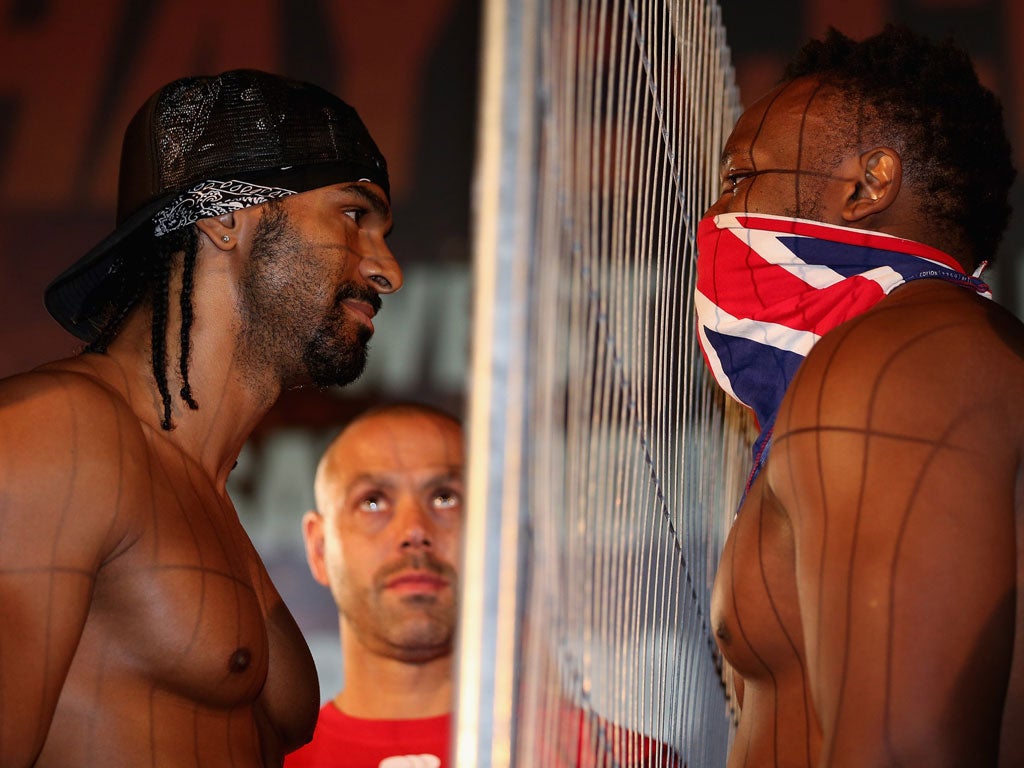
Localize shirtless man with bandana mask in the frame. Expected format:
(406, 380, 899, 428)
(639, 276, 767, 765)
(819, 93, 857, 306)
(696, 26, 1024, 766)
(0, 70, 402, 767)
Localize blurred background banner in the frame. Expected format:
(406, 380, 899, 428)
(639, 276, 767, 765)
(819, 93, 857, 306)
(4, 0, 1023, 379)
(2, 0, 1021, 731)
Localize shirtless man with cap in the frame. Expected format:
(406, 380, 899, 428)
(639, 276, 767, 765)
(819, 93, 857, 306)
(0, 70, 402, 767)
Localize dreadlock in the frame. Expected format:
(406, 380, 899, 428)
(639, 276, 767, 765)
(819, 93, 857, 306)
(783, 24, 1015, 268)
(85, 225, 200, 430)
(177, 241, 200, 414)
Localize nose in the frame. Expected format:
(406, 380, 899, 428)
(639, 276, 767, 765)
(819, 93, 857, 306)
(359, 238, 403, 294)
(395, 497, 433, 550)
(401, 526, 432, 550)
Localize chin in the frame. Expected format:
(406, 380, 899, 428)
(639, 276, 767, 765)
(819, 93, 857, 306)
(390, 636, 454, 664)
(303, 331, 370, 387)
(387, 610, 455, 647)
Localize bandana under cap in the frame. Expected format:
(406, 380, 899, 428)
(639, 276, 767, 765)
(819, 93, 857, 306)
(152, 179, 296, 236)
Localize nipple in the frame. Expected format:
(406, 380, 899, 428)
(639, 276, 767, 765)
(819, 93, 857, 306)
(228, 648, 252, 674)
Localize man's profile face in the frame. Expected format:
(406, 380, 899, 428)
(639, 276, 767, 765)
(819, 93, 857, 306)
(707, 77, 848, 223)
(237, 181, 399, 388)
(306, 410, 464, 663)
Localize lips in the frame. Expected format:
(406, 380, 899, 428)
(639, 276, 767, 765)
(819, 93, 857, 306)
(341, 298, 377, 332)
(384, 570, 450, 593)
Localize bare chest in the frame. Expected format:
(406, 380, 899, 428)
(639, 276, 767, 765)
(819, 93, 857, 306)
(41, 454, 320, 765)
(74, 465, 271, 707)
(711, 474, 822, 766)
(712, 477, 805, 676)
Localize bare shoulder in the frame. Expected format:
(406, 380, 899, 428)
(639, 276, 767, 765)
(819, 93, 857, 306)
(770, 279, 1023, 548)
(1, 356, 149, 430)
(0, 359, 152, 557)
(0, 361, 151, 463)
(779, 281, 1024, 455)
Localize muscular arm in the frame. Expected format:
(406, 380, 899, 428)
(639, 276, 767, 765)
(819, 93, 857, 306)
(0, 372, 138, 766)
(768, 291, 1022, 766)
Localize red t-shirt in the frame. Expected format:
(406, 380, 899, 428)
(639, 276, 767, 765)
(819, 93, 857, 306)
(285, 700, 681, 767)
(285, 703, 449, 768)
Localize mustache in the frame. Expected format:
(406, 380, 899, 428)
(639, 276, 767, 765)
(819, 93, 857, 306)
(334, 282, 382, 315)
(374, 552, 458, 588)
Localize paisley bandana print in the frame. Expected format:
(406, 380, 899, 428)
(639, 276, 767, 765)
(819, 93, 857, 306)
(694, 211, 991, 482)
(152, 179, 297, 236)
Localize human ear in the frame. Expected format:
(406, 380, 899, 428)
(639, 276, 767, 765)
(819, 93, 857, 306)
(194, 208, 263, 251)
(301, 510, 331, 588)
(194, 212, 239, 251)
(843, 147, 901, 222)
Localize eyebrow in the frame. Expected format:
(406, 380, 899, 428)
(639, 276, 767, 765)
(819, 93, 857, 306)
(341, 183, 395, 236)
(420, 471, 463, 490)
(343, 184, 390, 216)
(347, 468, 463, 493)
(719, 147, 750, 169)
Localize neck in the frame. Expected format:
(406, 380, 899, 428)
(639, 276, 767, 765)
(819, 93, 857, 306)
(96, 255, 282, 489)
(335, 631, 453, 720)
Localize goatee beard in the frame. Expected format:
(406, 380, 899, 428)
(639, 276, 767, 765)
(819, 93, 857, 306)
(303, 284, 381, 387)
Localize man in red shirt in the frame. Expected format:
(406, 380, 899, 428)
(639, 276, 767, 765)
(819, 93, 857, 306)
(286, 403, 691, 767)
(287, 403, 463, 767)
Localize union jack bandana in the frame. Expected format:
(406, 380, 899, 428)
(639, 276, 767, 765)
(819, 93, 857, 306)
(694, 212, 991, 487)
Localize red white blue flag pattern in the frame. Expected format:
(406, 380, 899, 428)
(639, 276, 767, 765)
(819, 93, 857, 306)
(694, 212, 991, 480)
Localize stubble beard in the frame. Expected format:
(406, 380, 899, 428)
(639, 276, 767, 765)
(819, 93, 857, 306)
(302, 286, 375, 388)
(238, 203, 378, 389)
(341, 553, 459, 663)
(785, 196, 823, 222)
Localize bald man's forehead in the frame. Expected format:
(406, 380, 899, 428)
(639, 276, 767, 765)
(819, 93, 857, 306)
(315, 412, 464, 507)
(339, 412, 462, 456)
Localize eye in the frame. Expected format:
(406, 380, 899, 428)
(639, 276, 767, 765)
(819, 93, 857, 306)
(358, 493, 387, 513)
(432, 487, 461, 511)
(343, 209, 365, 223)
(724, 173, 750, 194)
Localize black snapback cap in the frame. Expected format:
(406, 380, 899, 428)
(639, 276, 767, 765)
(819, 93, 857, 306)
(44, 68, 389, 341)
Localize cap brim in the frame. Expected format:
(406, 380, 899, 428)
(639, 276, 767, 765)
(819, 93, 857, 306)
(44, 193, 176, 342)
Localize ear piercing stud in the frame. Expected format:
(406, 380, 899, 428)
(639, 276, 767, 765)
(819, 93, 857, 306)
(222, 235, 231, 242)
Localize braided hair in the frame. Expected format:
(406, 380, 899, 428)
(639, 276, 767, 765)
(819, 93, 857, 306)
(86, 225, 200, 430)
(784, 24, 1015, 267)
